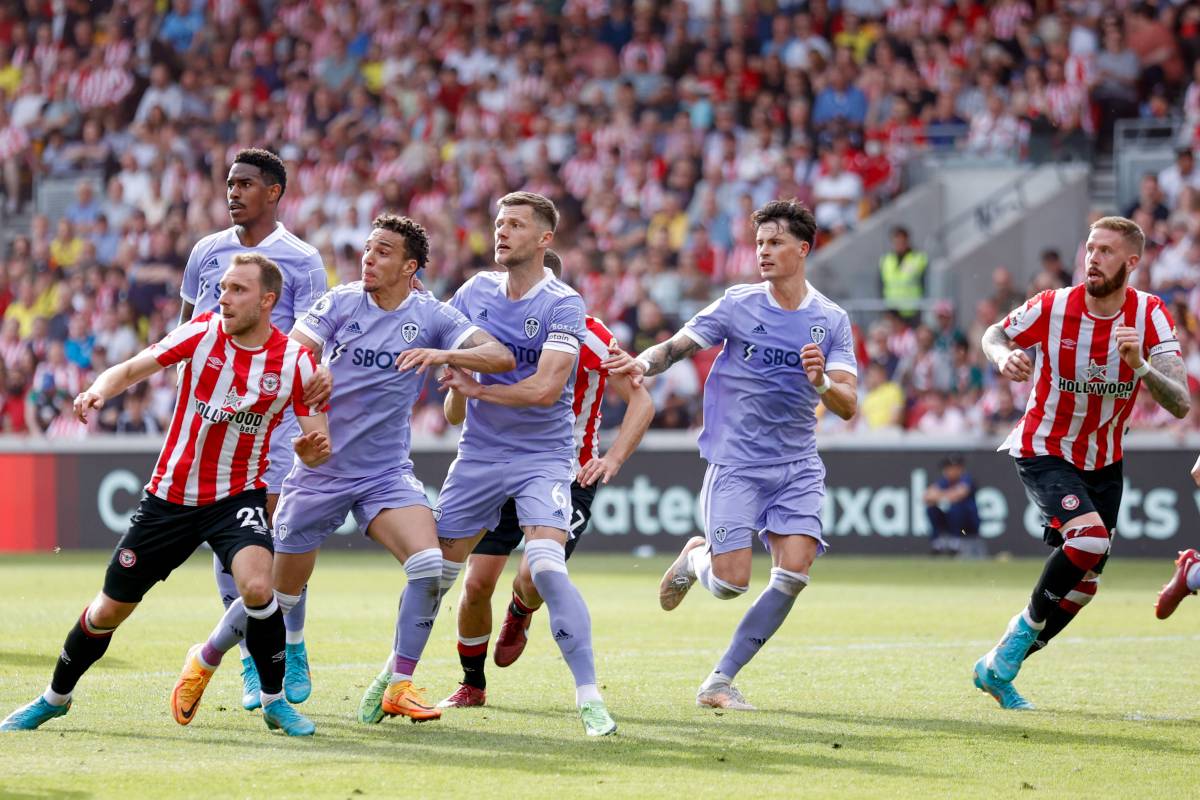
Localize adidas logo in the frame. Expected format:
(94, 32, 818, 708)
(553, 508, 565, 519)
(750, 637, 767, 646)
(553, 628, 572, 641)
(751, 324, 766, 334)
(416, 619, 434, 629)
(345, 321, 362, 334)
(478, 309, 488, 320)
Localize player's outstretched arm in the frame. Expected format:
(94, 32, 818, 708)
(982, 322, 1033, 382)
(442, 349, 575, 408)
(578, 371, 654, 487)
(73, 351, 165, 423)
(288, 329, 333, 407)
(293, 413, 332, 467)
(448, 329, 516, 374)
(605, 330, 703, 382)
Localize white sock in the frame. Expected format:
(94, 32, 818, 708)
(1020, 608, 1047, 631)
(260, 690, 284, 707)
(575, 683, 602, 706)
(700, 670, 730, 691)
(392, 671, 412, 683)
(42, 686, 71, 707)
(1187, 562, 1200, 592)
(686, 546, 706, 581)
(237, 642, 251, 660)
(285, 629, 304, 645)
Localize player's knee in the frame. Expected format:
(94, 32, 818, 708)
(88, 596, 132, 629)
(708, 574, 749, 600)
(1061, 524, 1110, 571)
(462, 569, 497, 604)
(239, 575, 274, 607)
(710, 560, 751, 592)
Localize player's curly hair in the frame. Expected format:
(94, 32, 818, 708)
(372, 213, 430, 270)
(233, 148, 288, 199)
(751, 199, 817, 248)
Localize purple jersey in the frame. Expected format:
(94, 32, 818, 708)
(450, 269, 586, 460)
(684, 281, 857, 466)
(182, 223, 327, 332)
(292, 282, 477, 478)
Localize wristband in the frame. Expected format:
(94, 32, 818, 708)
(1133, 361, 1150, 377)
(815, 374, 832, 394)
(634, 356, 652, 374)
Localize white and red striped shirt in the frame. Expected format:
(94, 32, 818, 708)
(146, 312, 321, 506)
(572, 315, 617, 472)
(1001, 286, 1180, 470)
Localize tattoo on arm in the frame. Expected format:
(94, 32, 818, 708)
(1144, 352, 1192, 419)
(640, 333, 702, 377)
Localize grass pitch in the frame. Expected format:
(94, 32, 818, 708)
(0, 551, 1197, 800)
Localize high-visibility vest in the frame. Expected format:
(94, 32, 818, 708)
(880, 250, 928, 314)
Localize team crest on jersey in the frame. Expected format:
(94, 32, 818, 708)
(810, 325, 826, 344)
(714, 526, 728, 543)
(1061, 494, 1080, 511)
(206, 356, 224, 371)
(432, 506, 443, 522)
(402, 322, 420, 343)
(524, 317, 541, 339)
(259, 373, 280, 395)
(118, 548, 136, 568)
(276, 523, 288, 541)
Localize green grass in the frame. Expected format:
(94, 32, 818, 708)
(0, 552, 1197, 799)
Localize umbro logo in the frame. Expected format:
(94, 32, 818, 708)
(478, 309, 488, 321)
(206, 356, 224, 370)
(345, 322, 362, 335)
(751, 324, 767, 334)
(553, 628, 572, 641)
(272, 650, 286, 663)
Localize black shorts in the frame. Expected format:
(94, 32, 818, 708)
(1014, 455, 1123, 573)
(472, 481, 597, 559)
(103, 489, 273, 603)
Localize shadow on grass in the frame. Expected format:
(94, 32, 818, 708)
(0, 651, 131, 670)
(0, 789, 92, 800)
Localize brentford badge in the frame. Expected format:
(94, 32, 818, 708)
(118, 548, 137, 568)
(1061, 494, 1080, 511)
(402, 322, 419, 343)
(259, 373, 280, 394)
(525, 317, 541, 339)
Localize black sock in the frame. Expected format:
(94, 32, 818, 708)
(509, 592, 534, 618)
(1028, 548, 1087, 623)
(51, 610, 115, 696)
(460, 651, 486, 690)
(245, 605, 285, 696)
(1024, 604, 1078, 659)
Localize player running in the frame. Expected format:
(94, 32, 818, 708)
(1, 255, 330, 736)
(438, 250, 653, 708)
(182, 148, 329, 710)
(609, 199, 858, 711)
(172, 215, 513, 726)
(974, 216, 1189, 710)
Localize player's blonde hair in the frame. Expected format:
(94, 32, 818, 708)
(1090, 216, 1145, 257)
(230, 252, 283, 307)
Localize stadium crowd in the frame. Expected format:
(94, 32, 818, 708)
(1, 0, 1199, 438)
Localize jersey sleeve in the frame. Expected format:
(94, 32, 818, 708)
(825, 310, 858, 376)
(146, 312, 212, 366)
(1002, 291, 1051, 349)
(288, 253, 329, 321)
(544, 295, 586, 355)
(290, 347, 324, 417)
(1145, 297, 1181, 358)
(434, 300, 479, 351)
(581, 317, 618, 374)
(180, 240, 204, 305)
(448, 276, 474, 318)
(683, 293, 732, 348)
(291, 291, 341, 347)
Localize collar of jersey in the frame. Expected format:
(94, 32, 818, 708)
(229, 222, 287, 249)
(365, 288, 418, 313)
(223, 324, 279, 353)
(499, 267, 555, 301)
(762, 280, 816, 310)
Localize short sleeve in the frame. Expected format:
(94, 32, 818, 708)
(581, 317, 618, 374)
(433, 301, 479, 351)
(544, 295, 586, 355)
(1145, 297, 1181, 358)
(683, 293, 731, 348)
(288, 254, 328, 321)
(181, 241, 203, 305)
(825, 311, 858, 376)
(291, 291, 340, 346)
(291, 348, 323, 416)
(449, 277, 473, 318)
(146, 313, 212, 366)
(1002, 291, 1051, 349)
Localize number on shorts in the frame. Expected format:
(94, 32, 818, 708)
(236, 506, 269, 529)
(551, 482, 567, 510)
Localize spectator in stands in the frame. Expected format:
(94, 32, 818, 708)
(989, 267, 1026, 316)
(966, 91, 1022, 158)
(1158, 148, 1200, 207)
(1030, 248, 1073, 293)
(1126, 172, 1172, 222)
(879, 226, 928, 324)
(924, 454, 982, 558)
(813, 152, 863, 234)
(859, 361, 905, 432)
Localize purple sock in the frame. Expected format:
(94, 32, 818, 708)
(200, 641, 224, 668)
(714, 568, 807, 681)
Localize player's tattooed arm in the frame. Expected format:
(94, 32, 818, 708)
(1143, 352, 1191, 419)
(612, 331, 702, 379)
(982, 322, 1033, 382)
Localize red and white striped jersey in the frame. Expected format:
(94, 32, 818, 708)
(146, 312, 321, 506)
(1001, 285, 1180, 470)
(572, 315, 618, 473)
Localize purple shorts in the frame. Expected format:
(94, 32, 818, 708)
(261, 413, 300, 494)
(273, 466, 430, 554)
(434, 456, 573, 538)
(699, 456, 828, 556)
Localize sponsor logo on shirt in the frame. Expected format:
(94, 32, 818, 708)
(206, 356, 224, 371)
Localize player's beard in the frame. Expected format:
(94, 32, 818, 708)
(223, 306, 260, 336)
(1085, 262, 1128, 298)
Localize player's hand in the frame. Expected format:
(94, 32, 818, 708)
(293, 430, 332, 467)
(397, 348, 449, 374)
(439, 365, 482, 398)
(302, 365, 333, 408)
(998, 349, 1033, 382)
(801, 343, 826, 385)
(1114, 325, 1144, 370)
(73, 390, 104, 423)
(603, 347, 645, 385)
(578, 454, 622, 487)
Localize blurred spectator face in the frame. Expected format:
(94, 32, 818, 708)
(891, 229, 910, 253)
(941, 459, 965, 483)
(866, 362, 887, 390)
(226, 161, 279, 227)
